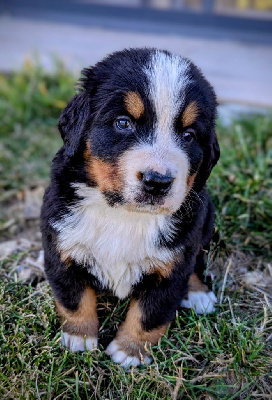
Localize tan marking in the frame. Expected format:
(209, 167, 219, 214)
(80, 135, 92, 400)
(188, 273, 209, 293)
(186, 172, 197, 193)
(185, 159, 202, 197)
(57, 245, 72, 267)
(56, 236, 73, 268)
(151, 265, 171, 279)
(56, 287, 98, 337)
(124, 91, 144, 119)
(136, 171, 143, 181)
(182, 101, 199, 127)
(114, 300, 167, 358)
(83, 142, 92, 162)
(91, 158, 122, 192)
(59, 251, 72, 268)
(84, 142, 122, 192)
(150, 256, 180, 280)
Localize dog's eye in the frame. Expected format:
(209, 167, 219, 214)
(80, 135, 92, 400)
(183, 129, 194, 142)
(115, 117, 132, 131)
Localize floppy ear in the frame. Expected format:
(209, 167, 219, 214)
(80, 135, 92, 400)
(196, 130, 220, 190)
(205, 130, 220, 178)
(58, 93, 89, 157)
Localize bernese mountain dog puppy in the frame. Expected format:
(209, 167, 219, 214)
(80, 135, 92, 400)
(41, 48, 220, 368)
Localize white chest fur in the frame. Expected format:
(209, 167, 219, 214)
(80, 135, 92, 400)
(52, 184, 176, 298)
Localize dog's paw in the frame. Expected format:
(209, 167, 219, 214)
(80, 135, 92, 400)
(181, 291, 217, 314)
(106, 339, 152, 368)
(61, 332, 98, 352)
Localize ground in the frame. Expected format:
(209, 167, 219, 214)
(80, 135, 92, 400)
(0, 62, 271, 399)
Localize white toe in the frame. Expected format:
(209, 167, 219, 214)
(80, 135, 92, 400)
(106, 340, 128, 364)
(181, 291, 217, 314)
(105, 339, 119, 355)
(112, 350, 128, 364)
(143, 355, 153, 364)
(85, 337, 98, 350)
(121, 356, 141, 368)
(61, 332, 98, 351)
(106, 339, 152, 368)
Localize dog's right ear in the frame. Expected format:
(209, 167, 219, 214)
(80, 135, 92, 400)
(58, 92, 90, 157)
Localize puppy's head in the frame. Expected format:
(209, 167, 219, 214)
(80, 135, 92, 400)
(59, 48, 219, 214)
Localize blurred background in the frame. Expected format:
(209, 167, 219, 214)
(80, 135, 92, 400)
(1, 0, 272, 112)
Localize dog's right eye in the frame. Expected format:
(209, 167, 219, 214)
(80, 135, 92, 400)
(115, 117, 132, 131)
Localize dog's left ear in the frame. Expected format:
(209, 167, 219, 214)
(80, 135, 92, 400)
(196, 129, 220, 190)
(58, 92, 90, 157)
(205, 129, 220, 177)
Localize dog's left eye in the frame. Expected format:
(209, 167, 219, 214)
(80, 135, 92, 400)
(115, 117, 132, 131)
(182, 129, 195, 142)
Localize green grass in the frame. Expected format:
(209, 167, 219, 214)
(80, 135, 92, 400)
(209, 117, 272, 259)
(0, 63, 271, 399)
(0, 60, 73, 202)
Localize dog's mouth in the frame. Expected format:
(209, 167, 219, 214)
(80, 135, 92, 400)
(103, 190, 175, 215)
(135, 191, 165, 206)
(124, 202, 171, 215)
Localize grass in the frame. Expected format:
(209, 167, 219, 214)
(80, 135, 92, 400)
(210, 117, 272, 259)
(0, 59, 73, 202)
(0, 61, 271, 400)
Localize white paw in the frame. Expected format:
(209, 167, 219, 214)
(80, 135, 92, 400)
(181, 291, 217, 314)
(61, 332, 98, 352)
(106, 339, 152, 368)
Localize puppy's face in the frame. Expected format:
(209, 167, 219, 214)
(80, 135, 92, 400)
(59, 49, 219, 214)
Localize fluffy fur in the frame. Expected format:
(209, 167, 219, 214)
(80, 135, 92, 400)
(41, 48, 220, 367)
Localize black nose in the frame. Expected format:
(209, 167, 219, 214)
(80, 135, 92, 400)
(141, 171, 174, 196)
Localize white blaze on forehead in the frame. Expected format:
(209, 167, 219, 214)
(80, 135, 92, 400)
(120, 50, 190, 213)
(144, 51, 190, 137)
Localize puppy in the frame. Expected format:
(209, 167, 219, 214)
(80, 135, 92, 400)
(41, 48, 220, 367)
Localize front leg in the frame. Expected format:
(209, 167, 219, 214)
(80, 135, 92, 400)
(56, 286, 99, 352)
(106, 270, 188, 367)
(106, 299, 167, 367)
(44, 247, 99, 352)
